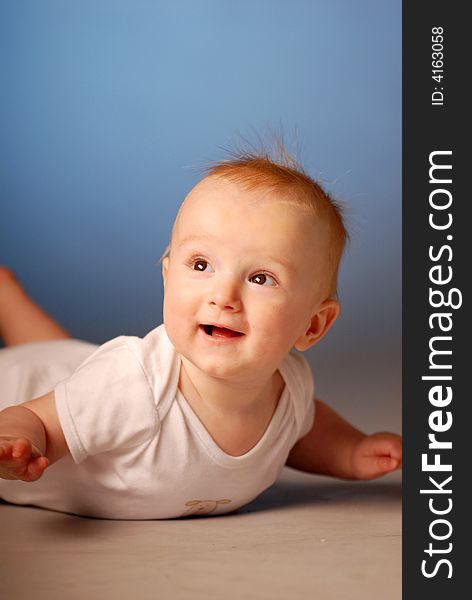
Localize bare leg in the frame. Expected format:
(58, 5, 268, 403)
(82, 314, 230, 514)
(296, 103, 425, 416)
(0, 267, 71, 347)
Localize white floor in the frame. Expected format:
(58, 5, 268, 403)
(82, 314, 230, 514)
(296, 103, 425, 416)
(0, 468, 401, 600)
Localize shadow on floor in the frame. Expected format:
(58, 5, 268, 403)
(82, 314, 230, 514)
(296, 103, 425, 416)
(238, 476, 402, 515)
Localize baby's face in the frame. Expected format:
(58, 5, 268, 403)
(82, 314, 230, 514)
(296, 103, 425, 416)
(162, 177, 334, 383)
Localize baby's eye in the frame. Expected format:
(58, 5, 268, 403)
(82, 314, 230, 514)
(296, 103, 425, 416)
(249, 273, 276, 286)
(192, 259, 214, 273)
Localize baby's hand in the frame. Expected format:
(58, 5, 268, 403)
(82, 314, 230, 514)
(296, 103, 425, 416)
(0, 436, 49, 481)
(350, 432, 402, 480)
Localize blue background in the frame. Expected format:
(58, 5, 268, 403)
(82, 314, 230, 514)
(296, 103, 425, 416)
(0, 0, 401, 431)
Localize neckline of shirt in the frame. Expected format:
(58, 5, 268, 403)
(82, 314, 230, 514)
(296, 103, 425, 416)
(175, 363, 290, 469)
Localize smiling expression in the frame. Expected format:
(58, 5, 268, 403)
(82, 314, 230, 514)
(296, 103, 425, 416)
(162, 176, 335, 384)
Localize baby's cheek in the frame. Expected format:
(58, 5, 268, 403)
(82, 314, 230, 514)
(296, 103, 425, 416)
(258, 302, 298, 344)
(165, 280, 191, 313)
(163, 287, 184, 330)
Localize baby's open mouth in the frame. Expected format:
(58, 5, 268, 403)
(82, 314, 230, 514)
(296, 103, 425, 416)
(201, 324, 244, 338)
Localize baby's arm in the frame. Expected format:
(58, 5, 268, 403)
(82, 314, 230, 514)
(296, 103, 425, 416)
(0, 392, 69, 481)
(286, 399, 402, 480)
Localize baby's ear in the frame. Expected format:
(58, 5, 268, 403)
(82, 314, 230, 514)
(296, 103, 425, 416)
(294, 299, 340, 351)
(161, 257, 169, 287)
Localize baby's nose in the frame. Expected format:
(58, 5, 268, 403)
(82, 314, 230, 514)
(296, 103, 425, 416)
(208, 277, 242, 311)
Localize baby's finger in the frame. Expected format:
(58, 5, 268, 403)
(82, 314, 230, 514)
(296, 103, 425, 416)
(0, 443, 10, 460)
(355, 455, 401, 480)
(23, 456, 49, 482)
(363, 434, 402, 459)
(376, 456, 401, 473)
(11, 438, 32, 459)
(0, 440, 16, 462)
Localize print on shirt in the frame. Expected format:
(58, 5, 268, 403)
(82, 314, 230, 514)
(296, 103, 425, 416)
(181, 499, 232, 517)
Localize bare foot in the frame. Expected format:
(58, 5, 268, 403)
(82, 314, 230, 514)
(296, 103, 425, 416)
(0, 266, 17, 288)
(0, 267, 70, 346)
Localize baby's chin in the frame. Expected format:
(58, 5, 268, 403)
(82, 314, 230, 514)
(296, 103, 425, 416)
(182, 351, 249, 381)
(178, 346, 265, 385)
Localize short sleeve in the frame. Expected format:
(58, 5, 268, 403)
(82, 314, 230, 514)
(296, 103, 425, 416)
(280, 351, 316, 442)
(297, 389, 315, 440)
(54, 338, 159, 464)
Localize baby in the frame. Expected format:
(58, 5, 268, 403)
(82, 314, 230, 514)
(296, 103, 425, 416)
(0, 152, 402, 519)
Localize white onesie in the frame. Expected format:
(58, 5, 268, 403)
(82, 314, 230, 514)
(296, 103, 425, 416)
(0, 325, 315, 519)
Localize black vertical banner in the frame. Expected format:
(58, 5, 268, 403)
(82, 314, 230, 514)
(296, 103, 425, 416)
(403, 2, 468, 598)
